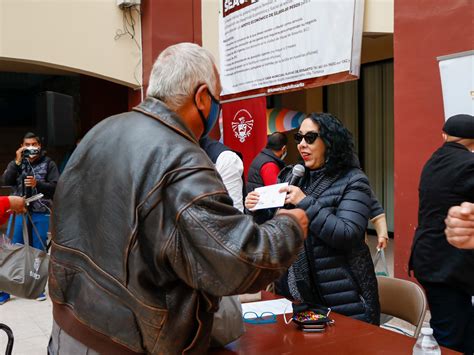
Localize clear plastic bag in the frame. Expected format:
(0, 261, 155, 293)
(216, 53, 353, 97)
(374, 249, 393, 324)
(373, 248, 389, 277)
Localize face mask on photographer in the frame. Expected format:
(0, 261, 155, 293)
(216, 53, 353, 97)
(25, 148, 40, 159)
(22, 139, 41, 159)
(195, 86, 221, 138)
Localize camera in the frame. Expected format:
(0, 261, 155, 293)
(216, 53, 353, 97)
(22, 148, 40, 158)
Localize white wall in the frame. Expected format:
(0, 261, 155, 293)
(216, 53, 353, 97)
(364, 0, 393, 34)
(0, 0, 142, 88)
(202, 0, 221, 67)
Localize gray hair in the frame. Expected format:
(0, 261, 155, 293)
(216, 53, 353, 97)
(146, 42, 218, 109)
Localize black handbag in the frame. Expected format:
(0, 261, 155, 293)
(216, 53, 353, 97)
(289, 302, 334, 332)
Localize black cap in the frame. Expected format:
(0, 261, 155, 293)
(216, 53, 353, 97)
(443, 114, 474, 138)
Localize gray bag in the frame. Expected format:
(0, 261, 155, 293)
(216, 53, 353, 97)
(0, 213, 49, 299)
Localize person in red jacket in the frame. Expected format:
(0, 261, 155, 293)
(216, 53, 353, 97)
(0, 196, 26, 225)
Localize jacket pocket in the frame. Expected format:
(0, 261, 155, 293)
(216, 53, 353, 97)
(50, 258, 167, 353)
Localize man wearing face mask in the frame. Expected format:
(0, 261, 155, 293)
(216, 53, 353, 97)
(48, 42, 308, 354)
(247, 131, 288, 194)
(0, 132, 58, 305)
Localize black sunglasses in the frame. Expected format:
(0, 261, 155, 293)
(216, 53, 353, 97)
(294, 131, 319, 144)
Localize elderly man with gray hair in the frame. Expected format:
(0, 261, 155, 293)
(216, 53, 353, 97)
(48, 42, 308, 354)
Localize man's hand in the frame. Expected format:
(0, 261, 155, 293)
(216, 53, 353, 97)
(445, 202, 474, 249)
(276, 208, 309, 239)
(24, 175, 37, 188)
(245, 191, 260, 210)
(15, 146, 26, 164)
(8, 196, 26, 214)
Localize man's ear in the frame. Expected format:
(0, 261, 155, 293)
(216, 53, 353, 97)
(194, 84, 209, 111)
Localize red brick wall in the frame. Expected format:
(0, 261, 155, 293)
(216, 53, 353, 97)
(80, 75, 128, 134)
(129, 0, 202, 108)
(393, 0, 473, 279)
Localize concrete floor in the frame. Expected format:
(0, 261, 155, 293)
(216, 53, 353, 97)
(0, 294, 52, 354)
(0, 234, 420, 354)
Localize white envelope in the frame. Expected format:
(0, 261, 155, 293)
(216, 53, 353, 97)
(249, 182, 288, 211)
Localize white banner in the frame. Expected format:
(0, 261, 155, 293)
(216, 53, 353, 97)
(438, 50, 474, 120)
(219, 0, 364, 100)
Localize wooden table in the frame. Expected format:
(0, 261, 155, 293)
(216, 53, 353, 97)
(210, 292, 460, 354)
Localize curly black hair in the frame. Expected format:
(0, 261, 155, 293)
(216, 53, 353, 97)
(305, 112, 355, 177)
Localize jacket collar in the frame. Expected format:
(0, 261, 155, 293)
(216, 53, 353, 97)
(443, 141, 470, 151)
(262, 148, 285, 167)
(29, 154, 46, 166)
(133, 97, 198, 144)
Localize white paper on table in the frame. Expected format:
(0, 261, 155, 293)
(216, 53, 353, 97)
(241, 298, 293, 318)
(249, 182, 288, 211)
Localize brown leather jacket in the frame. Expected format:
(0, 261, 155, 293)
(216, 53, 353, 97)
(49, 97, 304, 354)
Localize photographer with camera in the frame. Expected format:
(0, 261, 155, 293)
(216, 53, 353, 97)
(0, 132, 59, 305)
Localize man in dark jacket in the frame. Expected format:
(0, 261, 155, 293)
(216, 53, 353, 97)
(2, 132, 58, 244)
(246, 132, 287, 193)
(410, 114, 474, 354)
(48, 42, 308, 355)
(0, 132, 58, 304)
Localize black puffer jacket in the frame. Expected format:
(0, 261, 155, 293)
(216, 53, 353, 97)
(277, 166, 380, 324)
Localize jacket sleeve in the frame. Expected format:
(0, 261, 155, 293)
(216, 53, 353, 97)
(297, 172, 372, 251)
(36, 159, 59, 199)
(454, 161, 474, 200)
(369, 189, 384, 219)
(2, 161, 20, 186)
(166, 192, 304, 297)
(0, 196, 11, 225)
(214, 151, 244, 212)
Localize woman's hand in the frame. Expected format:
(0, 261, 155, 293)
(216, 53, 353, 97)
(376, 236, 388, 250)
(280, 185, 306, 205)
(372, 214, 388, 250)
(8, 196, 26, 214)
(245, 191, 260, 210)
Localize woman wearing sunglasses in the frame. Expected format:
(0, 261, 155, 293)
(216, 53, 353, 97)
(245, 112, 380, 325)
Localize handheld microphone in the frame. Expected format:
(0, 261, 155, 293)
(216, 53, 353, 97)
(283, 164, 305, 209)
(288, 164, 305, 186)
